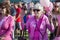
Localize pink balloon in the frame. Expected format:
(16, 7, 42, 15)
(40, 0, 50, 7)
(44, 2, 53, 12)
(44, 7, 50, 12)
(49, 2, 53, 11)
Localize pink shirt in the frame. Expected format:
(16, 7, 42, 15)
(26, 14, 54, 40)
(0, 15, 14, 40)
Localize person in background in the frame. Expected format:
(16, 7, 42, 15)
(15, 4, 22, 35)
(27, 2, 34, 20)
(53, 4, 60, 40)
(19, 2, 23, 8)
(10, 3, 16, 19)
(43, 2, 54, 40)
(27, 7, 34, 19)
(3, 0, 16, 39)
(49, 3, 59, 40)
(21, 6, 28, 37)
(0, 3, 14, 40)
(26, 3, 54, 40)
(10, 3, 16, 40)
(27, 2, 34, 10)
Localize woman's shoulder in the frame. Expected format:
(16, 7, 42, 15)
(7, 15, 14, 20)
(43, 15, 48, 20)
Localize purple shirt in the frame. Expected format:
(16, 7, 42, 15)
(26, 14, 54, 40)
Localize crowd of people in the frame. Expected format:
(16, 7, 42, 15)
(0, 0, 60, 40)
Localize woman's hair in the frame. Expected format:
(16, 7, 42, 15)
(4, 2, 11, 16)
(0, 2, 10, 16)
(6, 8, 10, 15)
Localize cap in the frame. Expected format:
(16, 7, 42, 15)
(34, 3, 43, 12)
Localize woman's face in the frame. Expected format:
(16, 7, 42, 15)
(34, 9, 42, 18)
(56, 7, 59, 12)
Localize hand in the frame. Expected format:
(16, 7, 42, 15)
(48, 14, 53, 23)
(0, 36, 5, 40)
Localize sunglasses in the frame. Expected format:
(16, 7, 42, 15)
(33, 9, 40, 12)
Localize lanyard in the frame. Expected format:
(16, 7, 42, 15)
(34, 15, 47, 40)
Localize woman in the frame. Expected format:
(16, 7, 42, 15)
(27, 7, 34, 19)
(0, 3, 14, 40)
(26, 3, 54, 40)
(53, 6, 60, 40)
(49, 4, 59, 40)
(15, 4, 22, 35)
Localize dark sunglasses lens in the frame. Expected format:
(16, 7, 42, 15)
(33, 9, 40, 12)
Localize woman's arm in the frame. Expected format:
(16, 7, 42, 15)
(46, 15, 54, 32)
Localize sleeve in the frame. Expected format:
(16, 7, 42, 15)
(26, 19, 30, 29)
(46, 16, 54, 32)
